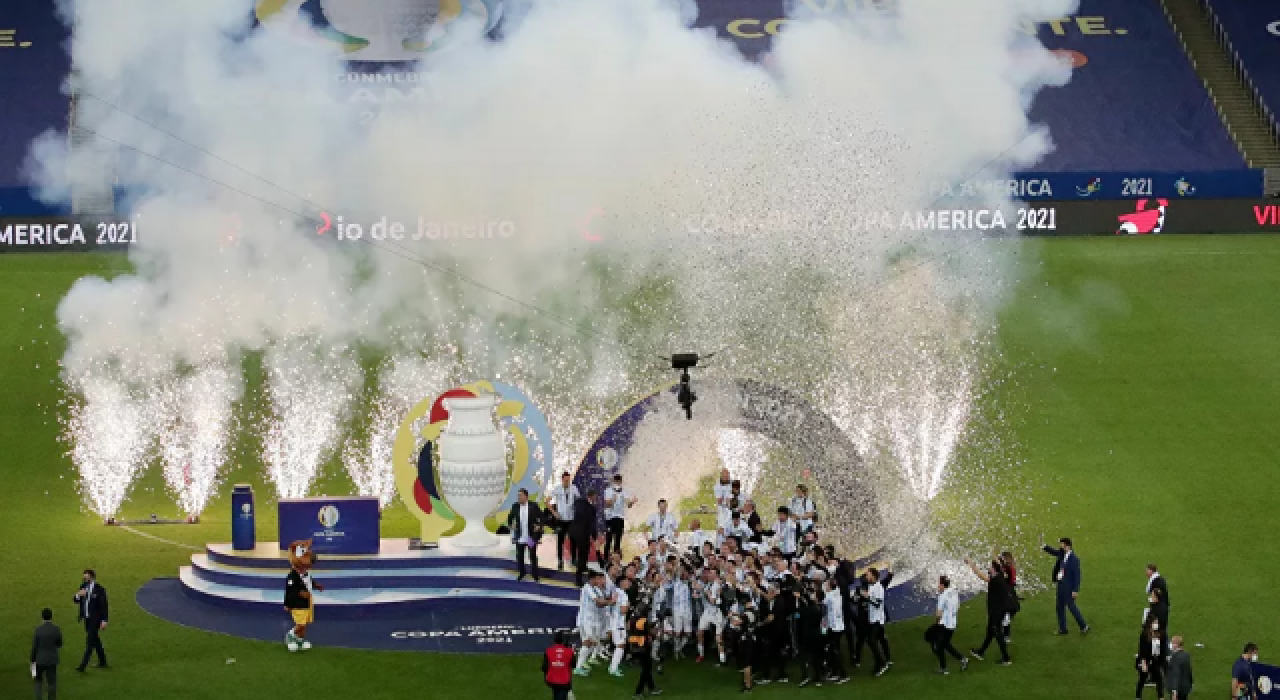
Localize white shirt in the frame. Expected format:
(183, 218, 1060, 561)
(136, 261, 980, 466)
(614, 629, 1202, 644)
(775, 520, 798, 554)
(789, 496, 815, 528)
(578, 584, 605, 625)
(613, 588, 630, 630)
(646, 511, 677, 541)
(725, 520, 751, 539)
(81, 582, 95, 618)
(604, 486, 630, 520)
(701, 581, 722, 607)
(937, 588, 959, 630)
(1057, 550, 1070, 581)
(516, 503, 531, 542)
(550, 483, 579, 522)
(867, 581, 886, 624)
(688, 530, 716, 553)
(824, 593, 845, 632)
(672, 580, 693, 613)
(713, 482, 733, 527)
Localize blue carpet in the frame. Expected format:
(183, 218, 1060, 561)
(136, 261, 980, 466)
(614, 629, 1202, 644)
(136, 578, 574, 654)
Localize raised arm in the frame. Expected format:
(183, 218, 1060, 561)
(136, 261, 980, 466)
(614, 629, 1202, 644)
(965, 558, 991, 583)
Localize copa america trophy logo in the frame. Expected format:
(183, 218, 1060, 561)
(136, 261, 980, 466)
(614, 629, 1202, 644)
(259, 0, 505, 62)
(317, 504, 341, 529)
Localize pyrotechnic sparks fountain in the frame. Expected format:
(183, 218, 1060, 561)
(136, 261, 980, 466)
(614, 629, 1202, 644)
(156, 363, 240, 516)
(262, 343, 361, 499)
(65, 378, 157, 520)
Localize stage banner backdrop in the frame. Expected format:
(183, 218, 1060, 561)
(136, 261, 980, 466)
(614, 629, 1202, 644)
(1254, 662, 1280, 697)
(278, 496, 381, 554)
(392, 380, 553, 543)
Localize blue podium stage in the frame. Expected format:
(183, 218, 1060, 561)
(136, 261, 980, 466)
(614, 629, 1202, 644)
(136, 536, 948, 653)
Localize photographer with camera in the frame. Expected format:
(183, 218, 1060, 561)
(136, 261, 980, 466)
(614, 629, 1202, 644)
(796, 582, 827, 687)
(628, 602, 662, 698)
(730, 609, 758, 693)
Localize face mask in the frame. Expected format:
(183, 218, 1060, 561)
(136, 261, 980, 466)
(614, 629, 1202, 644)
(1152, 625, 1159, 631)
(1252, 654, 1259, 662)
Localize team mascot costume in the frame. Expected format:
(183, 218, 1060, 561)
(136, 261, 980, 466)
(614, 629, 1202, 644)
(283, 539, 324, 652)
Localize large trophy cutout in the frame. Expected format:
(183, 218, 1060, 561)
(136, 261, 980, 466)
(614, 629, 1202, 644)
(392, 381, 553, 547)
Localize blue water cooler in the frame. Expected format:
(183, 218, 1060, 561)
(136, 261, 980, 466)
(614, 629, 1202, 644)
(231, 484, 255, 551)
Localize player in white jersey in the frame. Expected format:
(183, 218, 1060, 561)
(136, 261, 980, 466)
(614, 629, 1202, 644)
(789, 484, 817, 533)
(607, 578, 632, 676)
(696, 569, 727, 664)
(670, 568, 694, 659)
(574, 571, 612, 676)
(713, 469, 734, 530)
(596, 573, 619, 663)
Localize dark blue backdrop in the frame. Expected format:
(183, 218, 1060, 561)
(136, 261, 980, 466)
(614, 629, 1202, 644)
(0, 0, 69, 188)
(277, 497, 381, 555)
(1203, 0, 1280, 131)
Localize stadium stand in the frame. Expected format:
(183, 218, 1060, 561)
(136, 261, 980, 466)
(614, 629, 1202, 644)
(1200, 0, 1280, 143)
(0, 0, 1267, 216)
(701, 0, 1246, 171)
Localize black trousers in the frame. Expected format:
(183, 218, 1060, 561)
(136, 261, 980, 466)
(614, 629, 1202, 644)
(635, 651, 657, 695)
(1136, 666, 1164, 698)
(977, 617, 1010, 662)
(34, 664, 56, 700)
(79, 620, 106, 669)
(933, 627, 963, 669)
(763, 629, 789, 679)
(804, 641, 825, 682)
(603, 518, 624, 561)
(864, 623, 889, 668)
(516, 542, 540, 580)
(570, 533, 589, 585)
(823, 633, 846, 678)
(549, 684, 571, 700)
(555, 520, 572, 566)
(842, 607, 857, 658)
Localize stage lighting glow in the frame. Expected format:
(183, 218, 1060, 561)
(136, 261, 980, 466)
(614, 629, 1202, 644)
(157, 364, 239, 516)
(262, 343, 361, 499)
(65, 378, 157, 520)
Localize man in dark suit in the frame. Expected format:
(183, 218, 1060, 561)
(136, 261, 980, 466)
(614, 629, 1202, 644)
(1166, 634, 1193, 700)
(31, 608, 62, 700)
(72, 569, 108, 671)
(1041, 537, 1089, 635)
(506, 488, 544, 582)
(569, 490, 599, 586)
(1145, 563, 1170, 630)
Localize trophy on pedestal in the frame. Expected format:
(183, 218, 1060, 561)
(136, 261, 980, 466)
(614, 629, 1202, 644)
(435, 394, 508, 549)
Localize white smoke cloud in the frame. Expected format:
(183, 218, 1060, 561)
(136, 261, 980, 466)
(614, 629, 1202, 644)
(48, 0, 1075, 551)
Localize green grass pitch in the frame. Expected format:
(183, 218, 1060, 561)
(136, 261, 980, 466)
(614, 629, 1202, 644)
(1, 235, 1278, 699)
